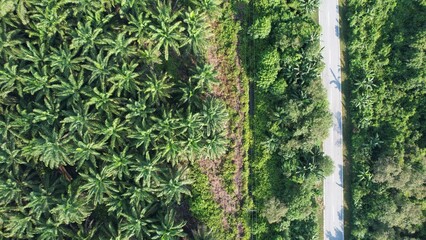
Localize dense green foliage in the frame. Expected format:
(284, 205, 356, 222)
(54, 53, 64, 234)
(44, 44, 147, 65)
(240, 0, 332, 238)
(345, 0, 426, 239)
(0, 0, 229, 239)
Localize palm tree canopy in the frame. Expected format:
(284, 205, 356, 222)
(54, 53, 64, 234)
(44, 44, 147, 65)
(0, 1, 228, 239)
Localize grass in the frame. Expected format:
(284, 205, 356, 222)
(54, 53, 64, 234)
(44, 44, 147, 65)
(318, 181, 324, 240)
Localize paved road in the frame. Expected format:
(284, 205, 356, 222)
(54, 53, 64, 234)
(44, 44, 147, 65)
(319, 0, 344, 239)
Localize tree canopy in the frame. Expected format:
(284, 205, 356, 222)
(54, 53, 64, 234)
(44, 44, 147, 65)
(345, 0, 426, 239)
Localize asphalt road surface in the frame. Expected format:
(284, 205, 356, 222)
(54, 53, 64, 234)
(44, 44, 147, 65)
(319, 0, 344, 239)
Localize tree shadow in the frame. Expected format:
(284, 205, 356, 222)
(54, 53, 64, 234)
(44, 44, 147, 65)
(337, 164, 343, 187)
(325, 226, 344, 240)
(333, 111, 342, 135)
(338, 208, 344, 221)
(329, 68, 341, 91)
(335, 18, 340, 37)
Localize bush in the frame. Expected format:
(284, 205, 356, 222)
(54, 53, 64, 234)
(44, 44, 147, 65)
(256, 47, 280, 90)
(248, 16, 272, 39)
(261, 197, 288, 224)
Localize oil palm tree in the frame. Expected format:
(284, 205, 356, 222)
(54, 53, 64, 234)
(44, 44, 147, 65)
(144, 72, 174, 104)
(183, 8, 209, 55)
(21, 128, 74, 169)
(201, 97, 228, 137)
(50, 71, 85, 106)
(82, 50, 112, 86)
(102, 147, 133, 180)
(68, 0, 102, 17)
(0, 25, 21, 58)
(354, 76, 376, 93)
(98, 221, 129, 240)
(192, 64, 218, 92)
(352, 93, 372, 111)
(0, 169, 35, 206)
(0, 141, 24, 173)
(69, 219, 98, 240)
(84, 87, 121, 117)
(103, 32, 137, 60)
(152, 209, 186, 239)
(191, 225, 215, 240)
(4, 105, 32, 141)
(34, 218, 64, 240)
(0, 62, 21, 96)
(157, 136, 181, 166)
(72, 135, 103, 170)
(96, 118, 128, 148)
(119, 203, 156, 239)
(70, 21, 103, 55)
(25, 187, 55, 220)
(48, 45, 85, 75)
(180, 112, 203, 136)
(139, 44, 163, 67)
(191, 0, 223, 18)
(123, 184, 156, 206)
(129, 125, 156, 151)
(127, 12, 151, 45)
(2, 211, 35, 239)
(16, 41, 47, 67)
(50, 191, 92, 225)
(26, 1, 69, 41)
(78, 167, 118, 206)
(179, 78, 202, 110)
(152, 110, 180, 140)
(182, 133, 202, 162)
(22, 65, 55, 98)
(61, 104, 99, 137)
(150, 20, 186, 61)
(25, 173, 66, 219)
(262, 134, 280, 153)
(30, 96, 60, 125)
(357, 168, 373, 187)
(203, 133, 228, 160)
(104, 193, 127, 216)
(125, 96, 154, 127)
(149, 1, 186, 62)
(151, 0, 179, 24)
(131, 152, 164, 188)
(300, 0, 319, 14)
(158, 167, 193, 205)
(0, 112, 15, 142)
(107, 61, 140, 97)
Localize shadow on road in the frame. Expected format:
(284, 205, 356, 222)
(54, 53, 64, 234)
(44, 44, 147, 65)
(337, 164, 343, 187)
(338, 208, 344, 221)
(329, 68, 341, 91)
(325, 227, 344, 240)
(334, 111, 342, 134)
(335, 25, 340, 37)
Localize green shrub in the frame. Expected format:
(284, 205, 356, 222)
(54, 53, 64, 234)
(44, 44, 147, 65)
(261, 197, 288, 224)
(256, 47, 281, 90)
(248, 16, 272, 39)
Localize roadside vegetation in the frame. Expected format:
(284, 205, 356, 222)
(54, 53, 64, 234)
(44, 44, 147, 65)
(0, 0, 245, 239)
(239, 0, 333, 238)
(188, 1, 250, 239)
(344, 0, 426, 239)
